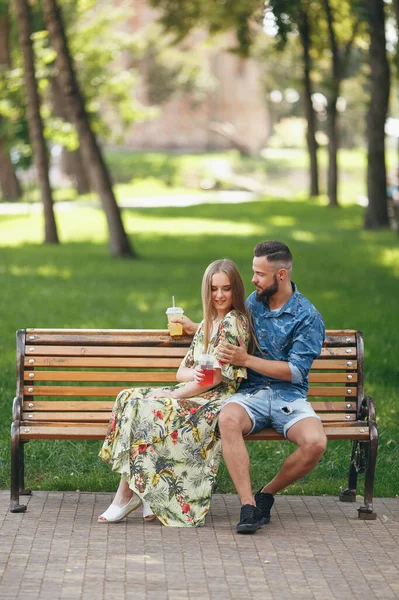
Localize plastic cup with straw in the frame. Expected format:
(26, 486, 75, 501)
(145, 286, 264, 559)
(199, 344, 216, 386)
(166, 296, 184, 336)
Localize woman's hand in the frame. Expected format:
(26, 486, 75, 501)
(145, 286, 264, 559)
(169, 315, 199, 335)
(217, 337, 248, 367)
(193, 365, 205, 385)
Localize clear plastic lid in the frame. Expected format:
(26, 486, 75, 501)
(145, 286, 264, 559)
(165, 307, 184, 315)
(199, 353, 216, 368)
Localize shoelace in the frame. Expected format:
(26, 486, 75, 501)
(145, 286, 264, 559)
(240, 504, 258, 522)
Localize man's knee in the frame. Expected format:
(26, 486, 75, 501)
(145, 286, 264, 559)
(302, 432, 327, 459)
(218, 405, 250, 437)
(288, 418, 327, 457)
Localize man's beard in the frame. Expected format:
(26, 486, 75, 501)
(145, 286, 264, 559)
(255, 274, 279, 302)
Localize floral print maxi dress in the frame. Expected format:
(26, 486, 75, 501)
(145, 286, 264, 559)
(99, 309, 249, 527)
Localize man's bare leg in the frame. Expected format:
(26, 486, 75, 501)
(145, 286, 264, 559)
(261, 417, 327, 495)
(218, 403, 254, 505)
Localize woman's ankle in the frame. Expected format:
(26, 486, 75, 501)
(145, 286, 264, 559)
(113, 482, 133, 506)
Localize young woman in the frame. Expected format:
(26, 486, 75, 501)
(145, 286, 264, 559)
(98, 259, 251, 527)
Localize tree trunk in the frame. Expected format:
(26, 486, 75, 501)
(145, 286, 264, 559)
(42, 0, 136, 258)
(13, 0, 59, 243)
(326, 99, 339, 207)
(51, 75, 91, 195)
(298, 8, 319, 197)
(323, 0, 340, 207)
(0, 12, 22, 201)
(364, 0, 390, 229)
(60, 147, 91, 195)
(0, 13, 11, 67)
(0, 133, 22, 200)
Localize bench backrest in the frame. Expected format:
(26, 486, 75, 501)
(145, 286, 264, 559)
(16, 328, 363, 432)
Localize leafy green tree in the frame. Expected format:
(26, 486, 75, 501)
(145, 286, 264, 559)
(150, 0, 263, 56)
(58, 0, 147, 193)
(42, 0, 136, 257)
(321, 0, 363, 207)
(264, 0, 320, 197)
(37, 1, 148, 196)
(150, 0, 322, 195)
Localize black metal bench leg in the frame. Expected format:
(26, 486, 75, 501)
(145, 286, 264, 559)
(358, 423, 378, 520)
(10, 422, 27, 513)
(19, 441, 32, 496)
(339, 440, 359, 502)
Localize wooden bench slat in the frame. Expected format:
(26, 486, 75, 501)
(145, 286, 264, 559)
(24, 345, 188, 357)
(19, 423, 369, 441)
(24, 385, 358, 397)
(319, 347, 357, 357)
(25, 333, 193, 346)
(323, 335, 355, 345)
(27, 328, 357, 335)
(24, 356, 358, 371)
(25, 371, 177, 383)
(27, 329, 175, 335)
(24, 345, 357, 358)
(308, 387, 357, 397)
(20, 425, 107, 440)
(24, 370, 358, 384)
(246, 425, 369, 441)
(24, 385, 172, 397)
(312, 401, 357, 411)
(319, 413, 357, 422)
(23, 400, 358, 413)
(309, 373, 358, 383)
(23, 401, 115, 411)
(22, 421, 104, 428)
(311, 359, 357, 370)
(23, 412, 110, 422)
(24, 357, 183, 368)
(22, 411, 357, 423)
(23, 419, 363, 429)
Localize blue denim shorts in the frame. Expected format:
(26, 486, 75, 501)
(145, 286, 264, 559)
(223, 388, 319, 438)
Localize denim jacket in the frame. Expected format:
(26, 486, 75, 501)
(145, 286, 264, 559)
(240, 283, 325, 402)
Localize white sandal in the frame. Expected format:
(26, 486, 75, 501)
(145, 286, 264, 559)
(143, 500, 156, 522)
(98, 493, 142, 523)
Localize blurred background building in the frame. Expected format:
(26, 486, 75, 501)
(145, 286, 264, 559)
(120, 0, 269, 153)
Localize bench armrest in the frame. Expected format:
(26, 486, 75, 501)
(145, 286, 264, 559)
(359, 395, 376, 423)
(12, 397, 22, 422)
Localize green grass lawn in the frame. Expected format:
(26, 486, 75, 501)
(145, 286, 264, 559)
(1, 194, 398, 499)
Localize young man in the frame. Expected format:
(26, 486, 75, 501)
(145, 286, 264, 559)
(176, 241, 326, 534)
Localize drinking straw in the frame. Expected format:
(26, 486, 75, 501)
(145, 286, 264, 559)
(172, 296, 175, 308)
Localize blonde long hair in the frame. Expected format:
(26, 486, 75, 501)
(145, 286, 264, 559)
(201, 259, 252, 353)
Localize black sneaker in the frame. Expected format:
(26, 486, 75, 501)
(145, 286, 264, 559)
(236, 504, 263, 534)
(254, 489, 274, 525)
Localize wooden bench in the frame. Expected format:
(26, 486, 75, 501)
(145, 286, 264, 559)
(10, 328, 378, 519)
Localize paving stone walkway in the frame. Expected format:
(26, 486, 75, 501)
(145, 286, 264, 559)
(0, 491, 398, 600)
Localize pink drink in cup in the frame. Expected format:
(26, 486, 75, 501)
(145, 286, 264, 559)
(201, 368, 216, 385)
(199, 353, 216, 386)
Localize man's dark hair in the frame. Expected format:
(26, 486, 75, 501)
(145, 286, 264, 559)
(254, 241, 292, 266)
